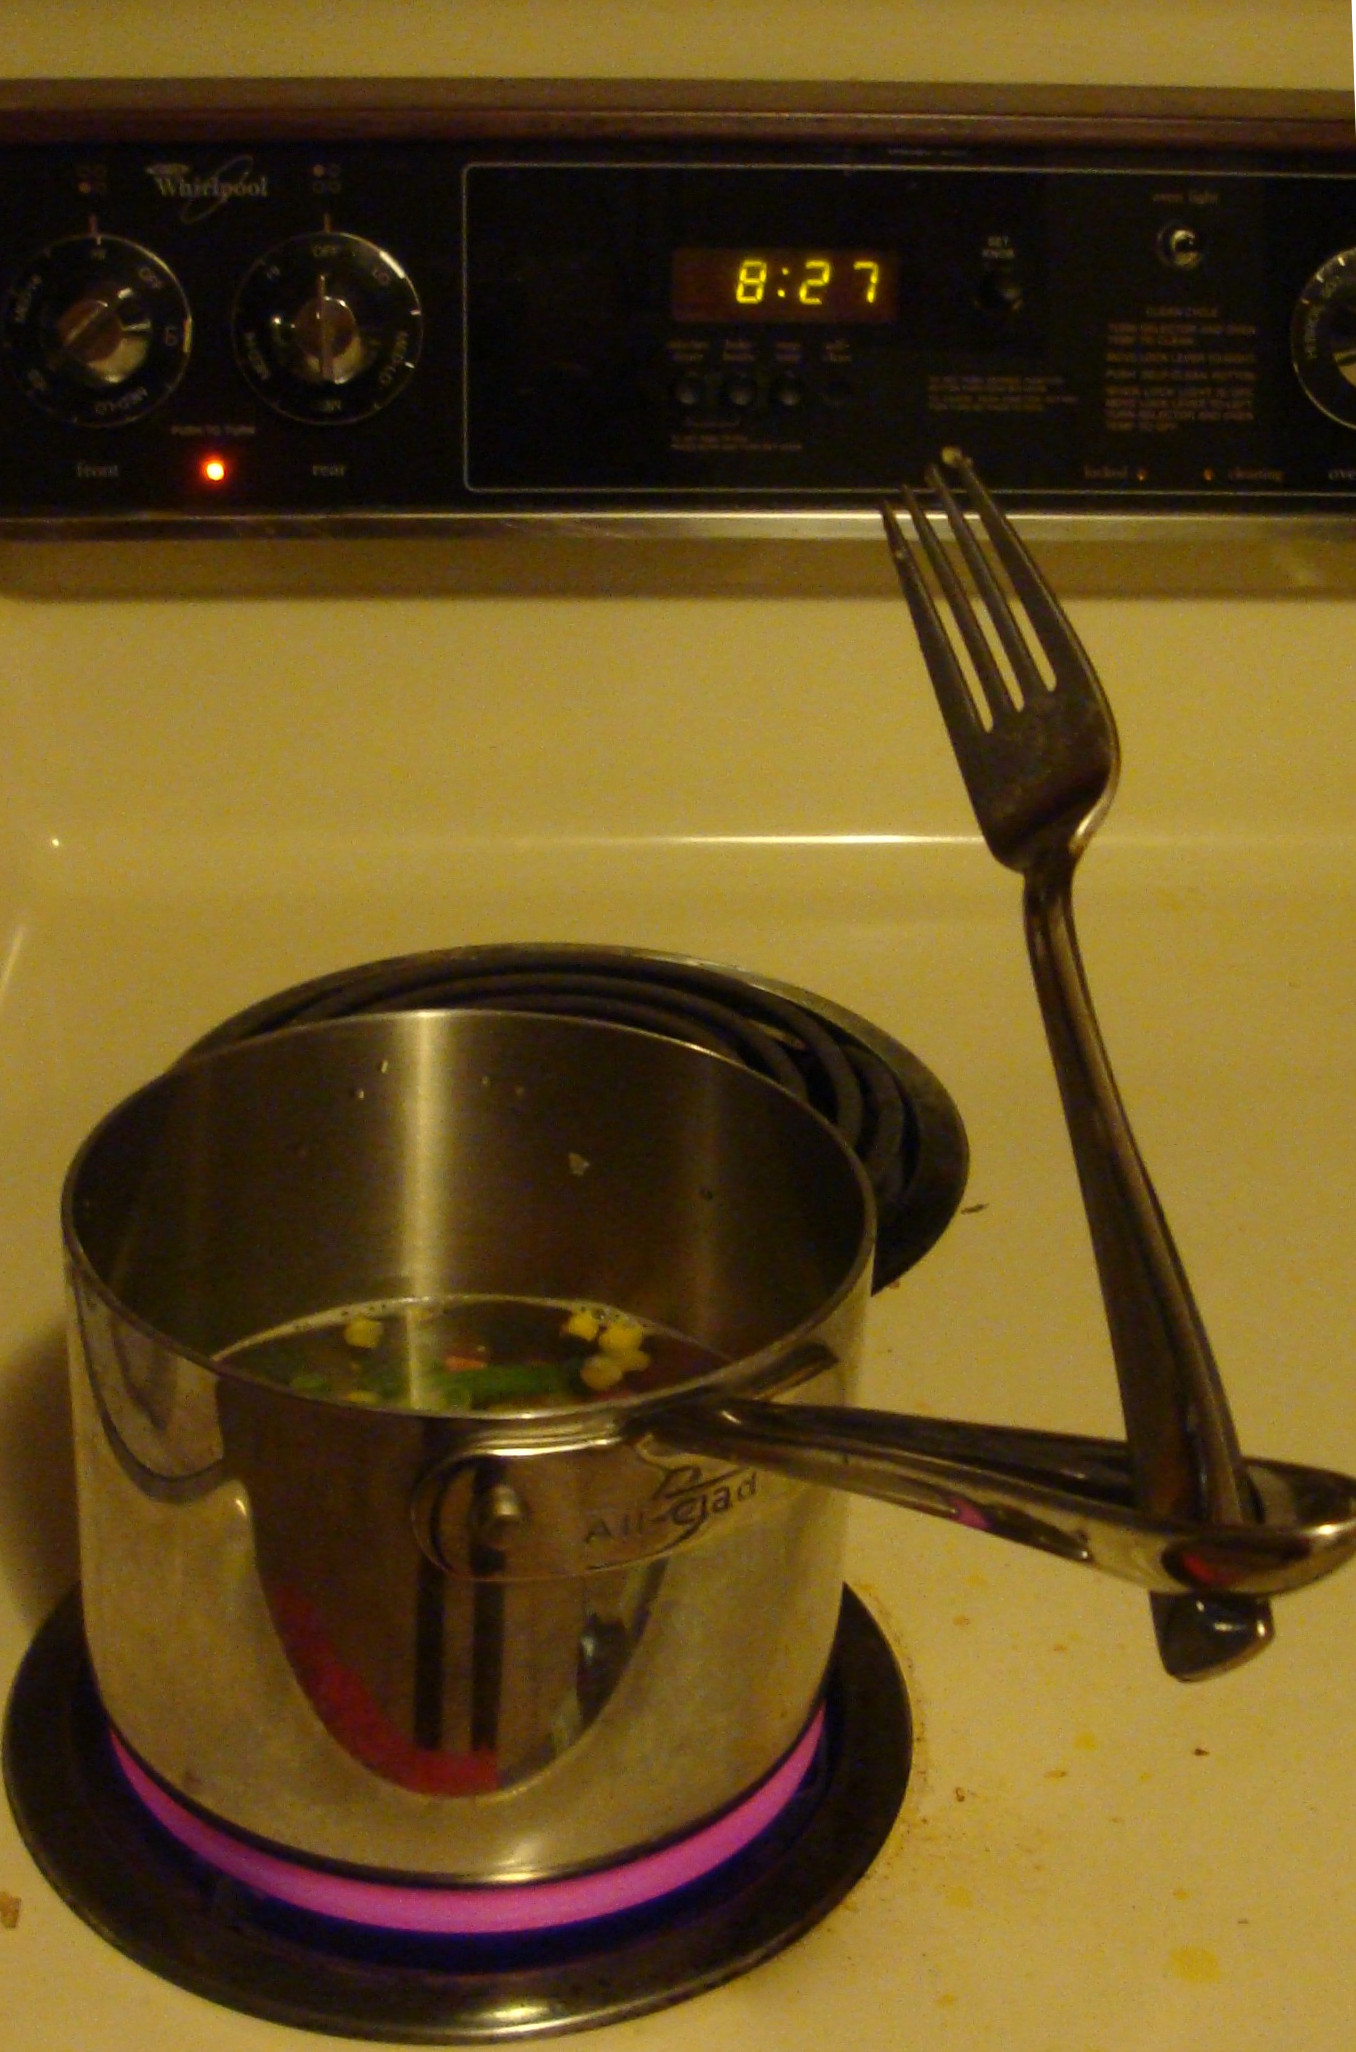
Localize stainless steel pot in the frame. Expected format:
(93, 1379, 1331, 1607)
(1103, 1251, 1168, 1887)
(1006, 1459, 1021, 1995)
(63, 1008, 1356, 1883)
(64, 1009, 873, 1880)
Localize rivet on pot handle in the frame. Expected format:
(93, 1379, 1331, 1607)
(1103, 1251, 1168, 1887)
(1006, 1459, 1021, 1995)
(411, 1455, 542, 1577)
(646, 1399, 1356, 1600)
(410, 1437, 778, 1580)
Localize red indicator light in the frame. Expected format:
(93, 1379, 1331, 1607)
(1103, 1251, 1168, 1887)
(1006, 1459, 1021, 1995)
(199, 455, 229, 485)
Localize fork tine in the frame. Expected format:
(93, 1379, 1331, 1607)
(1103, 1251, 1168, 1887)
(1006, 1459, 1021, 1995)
(924, 463, 1049, 708)
(880, 499, 985, 753)
(943, 451, 1109, 711)
(894, 480, 1016, 729)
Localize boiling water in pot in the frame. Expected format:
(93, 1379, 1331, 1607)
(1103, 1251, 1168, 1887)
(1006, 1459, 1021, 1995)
(216, 1294, 725, 1413)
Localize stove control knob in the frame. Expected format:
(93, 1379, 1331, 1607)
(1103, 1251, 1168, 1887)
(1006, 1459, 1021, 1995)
(1292, 248, 1356, 428)
(2, 234, 191, 426)
(232, 232, 422, 423)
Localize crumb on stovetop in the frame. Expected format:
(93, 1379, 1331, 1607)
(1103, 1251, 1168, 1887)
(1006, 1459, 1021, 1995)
(0, 1892, 20, 1929)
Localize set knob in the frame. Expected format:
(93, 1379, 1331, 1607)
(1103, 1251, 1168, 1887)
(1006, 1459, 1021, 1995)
(1, 234, 191, 426)
(232, 232, 422, 422)
(1292, 248, 1356, 429)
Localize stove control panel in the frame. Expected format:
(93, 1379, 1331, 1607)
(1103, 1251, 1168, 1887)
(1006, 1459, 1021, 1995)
(0, 89, 1354, 529)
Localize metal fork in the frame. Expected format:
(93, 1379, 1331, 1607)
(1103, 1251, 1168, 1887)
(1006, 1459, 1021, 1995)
(882, 452, 1273, 1681)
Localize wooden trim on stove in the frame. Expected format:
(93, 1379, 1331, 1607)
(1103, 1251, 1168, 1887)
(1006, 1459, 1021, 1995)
(0, 79, 1350, 153)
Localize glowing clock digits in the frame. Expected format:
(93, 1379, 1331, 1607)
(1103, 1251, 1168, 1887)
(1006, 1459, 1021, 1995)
(670, 247, 898, 323)
(735, 257, 769, 305)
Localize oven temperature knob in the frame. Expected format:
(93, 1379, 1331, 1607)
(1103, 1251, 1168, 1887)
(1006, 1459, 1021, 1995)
(2, 234, 191, 426)
(232, 232, 422, 423)
(1291, 248, 1356, 428)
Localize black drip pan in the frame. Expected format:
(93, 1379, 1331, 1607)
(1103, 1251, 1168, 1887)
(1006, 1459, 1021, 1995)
(186, 944, 968, 1290)
(4, 1586, 911, 2042)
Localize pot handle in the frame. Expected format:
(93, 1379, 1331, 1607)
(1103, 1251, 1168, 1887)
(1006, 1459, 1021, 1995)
(645, 1398, 1356, 1601)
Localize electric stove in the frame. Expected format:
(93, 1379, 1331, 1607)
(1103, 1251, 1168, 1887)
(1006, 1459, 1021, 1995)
(1, 60, 1354, 2052)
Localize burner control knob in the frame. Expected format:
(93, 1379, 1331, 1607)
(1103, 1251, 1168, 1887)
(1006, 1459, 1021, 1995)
(2, 234, 191, 426)
(1292, 248, 1356, 428)
(232, 232, 422, 423)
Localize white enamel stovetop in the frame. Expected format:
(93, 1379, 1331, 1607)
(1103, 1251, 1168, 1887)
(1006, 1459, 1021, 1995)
(0, 547, 1353, 2052)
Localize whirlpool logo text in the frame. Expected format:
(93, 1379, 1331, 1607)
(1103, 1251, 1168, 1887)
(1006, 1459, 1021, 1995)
(143, 155, 270, 222)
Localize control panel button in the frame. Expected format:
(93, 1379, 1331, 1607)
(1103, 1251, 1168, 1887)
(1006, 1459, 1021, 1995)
(722, 371, 759, 410)
(672, 371, 705, 409)
(232, 232, 421, 424)
(771, 372, 805, 408)
(2, 234, 191, 426)
(816, 371, 854, 408)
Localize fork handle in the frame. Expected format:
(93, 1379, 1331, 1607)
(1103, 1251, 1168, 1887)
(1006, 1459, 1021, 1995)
(1022, 865, 1274, 1678)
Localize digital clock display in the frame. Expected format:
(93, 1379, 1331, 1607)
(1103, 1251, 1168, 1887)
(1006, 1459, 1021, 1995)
(671, 247, 898, 324)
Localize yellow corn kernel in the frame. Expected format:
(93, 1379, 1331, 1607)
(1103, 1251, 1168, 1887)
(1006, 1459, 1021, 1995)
(607, 1348, 651, 1375)
(580, 1354, 627, 1392)
(561, 1307, 602, 1343)
(344, 1316, 384, 1350)
(597, 1317, 646, 1357)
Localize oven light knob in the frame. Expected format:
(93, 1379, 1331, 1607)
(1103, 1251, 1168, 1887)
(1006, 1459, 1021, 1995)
(232, 232, 422, 423)
(1291, 248, 1356, 427)
(2, 234, 192, 426)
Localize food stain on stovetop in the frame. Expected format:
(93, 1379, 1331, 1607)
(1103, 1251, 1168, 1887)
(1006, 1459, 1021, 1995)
(1169, 1944, 1223, 1984)
(0, 1891, 20, 1929)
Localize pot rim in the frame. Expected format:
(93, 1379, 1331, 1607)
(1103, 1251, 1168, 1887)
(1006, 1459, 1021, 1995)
(61, 1007, 877, 1454)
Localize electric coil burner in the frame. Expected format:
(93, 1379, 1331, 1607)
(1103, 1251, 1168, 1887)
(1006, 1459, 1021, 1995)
(4, 946, 965, 2039)
(6, 1590, 910, 2042)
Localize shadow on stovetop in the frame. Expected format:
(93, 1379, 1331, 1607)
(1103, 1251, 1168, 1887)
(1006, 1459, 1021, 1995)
(0, 1325, 78, 1633)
